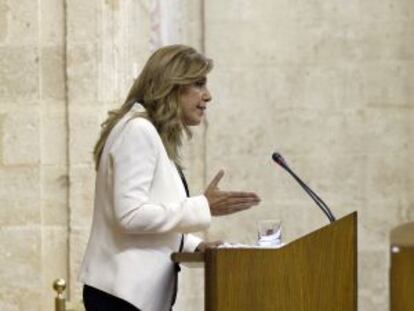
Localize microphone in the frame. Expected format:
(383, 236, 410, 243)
(272, 152, 336, 223)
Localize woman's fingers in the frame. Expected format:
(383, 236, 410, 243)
(206, 170, 225, 191)
(196, 240, 224, 252)
(211, 204, 253, 216)
(221, 192, 261, 204)
(204, 174, 261, 216)
(223, 191, 259, 198)
(220, 192, 260, 203)
(205, 240, 224, 248)
(210, 194, 260, 216)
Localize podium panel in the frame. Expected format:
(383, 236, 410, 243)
(204, 213, 357, 311)
(390, 222, 414, 311)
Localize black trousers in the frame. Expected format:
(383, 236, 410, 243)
(83, 285, 141, 311)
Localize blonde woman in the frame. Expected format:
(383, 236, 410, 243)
(79, 45, 260, 311)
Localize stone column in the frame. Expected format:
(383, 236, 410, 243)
(0, 0, 68, 310)
(65, 0, 152, 301)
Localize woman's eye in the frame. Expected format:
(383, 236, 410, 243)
(194, 80, 206, 87)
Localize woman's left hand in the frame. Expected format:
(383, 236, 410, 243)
(195, 240, 224, 252)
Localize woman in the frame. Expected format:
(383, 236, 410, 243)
(79, 45, 260, 311)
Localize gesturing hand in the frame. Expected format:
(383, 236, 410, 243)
(195, 240, 224, 252)
(204, 170, 261, 216)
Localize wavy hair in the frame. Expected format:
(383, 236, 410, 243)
(93, 45, 213, 170)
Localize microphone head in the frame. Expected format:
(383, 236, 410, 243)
(272, 152, 286, 166)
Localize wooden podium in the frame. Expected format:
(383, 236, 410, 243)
(173, 212, 357, 311)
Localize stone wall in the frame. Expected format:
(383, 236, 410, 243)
(0, 1, 413, 310)
(0, 0, 68, 310)
(65, 0, 152, 301)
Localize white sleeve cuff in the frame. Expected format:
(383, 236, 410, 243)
(183, 234, 204, 252)
(181, 195, 211, 232)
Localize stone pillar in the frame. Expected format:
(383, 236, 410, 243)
(0, 0, 68, 310)
(64, 0, 152, 301)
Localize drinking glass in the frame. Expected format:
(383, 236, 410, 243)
(257, 219, 282, 247)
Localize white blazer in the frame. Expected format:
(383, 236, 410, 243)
(79, 103, 211, 311)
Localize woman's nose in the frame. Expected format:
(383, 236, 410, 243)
(203, 88, 212, 102)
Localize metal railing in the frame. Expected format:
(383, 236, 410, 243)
(52, 279, 84, 311)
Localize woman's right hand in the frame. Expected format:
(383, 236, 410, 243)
(204, 170, 261, 216)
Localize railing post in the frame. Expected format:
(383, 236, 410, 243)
(53, 278, 66, 311)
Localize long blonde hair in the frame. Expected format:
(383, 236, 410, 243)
(93, 45, 213, 170)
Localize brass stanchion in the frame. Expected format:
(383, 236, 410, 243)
(53, 278, 66, 311)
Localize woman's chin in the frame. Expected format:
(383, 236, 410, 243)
(184, 118, 203, 126)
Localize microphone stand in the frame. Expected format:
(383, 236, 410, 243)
(272, 153, 336, 223)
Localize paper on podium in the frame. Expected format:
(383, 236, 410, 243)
(173, 242, 286, 269)
(217, 242, 285, 249)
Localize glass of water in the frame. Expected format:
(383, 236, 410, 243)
(257, 219, 282, 247)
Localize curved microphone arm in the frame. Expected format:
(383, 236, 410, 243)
(272, 153, 336, 223)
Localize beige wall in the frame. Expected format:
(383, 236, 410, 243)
(0, 1, 413, 310)
(0, 0, 68, 310)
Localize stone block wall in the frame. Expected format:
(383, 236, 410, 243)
(65, 0, 154, 302)
(0, 1, 413, 311)
(0, 0, 68, 310)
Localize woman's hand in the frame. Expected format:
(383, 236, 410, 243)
(204, 170, 261, 216)
(195, 240, 224, 252)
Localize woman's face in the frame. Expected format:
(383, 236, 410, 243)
(180, 77, 212, 126)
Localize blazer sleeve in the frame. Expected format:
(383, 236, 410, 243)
(110, 118, 211, 234)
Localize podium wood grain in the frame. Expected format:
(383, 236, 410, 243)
(390, 222, 414, 311)
(204, 213, 357, 311)
(390, 247, 414, 311)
